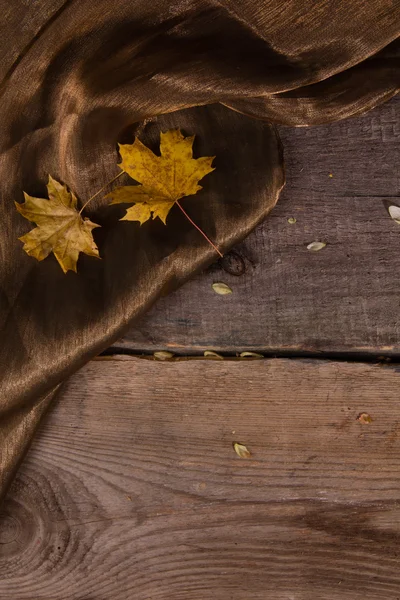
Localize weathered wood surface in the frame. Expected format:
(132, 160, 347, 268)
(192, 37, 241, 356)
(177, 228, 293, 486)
(2, 357, 400, 599)
(114, 95, 400, 355)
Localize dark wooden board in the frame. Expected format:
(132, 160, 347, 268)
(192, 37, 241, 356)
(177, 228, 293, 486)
(114, 95, 400, 355)
(2, 357, 400, 599)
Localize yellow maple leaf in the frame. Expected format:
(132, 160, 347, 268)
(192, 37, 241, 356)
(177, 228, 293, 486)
(108, 129, 215, 224)
(15, 176, 100, 273)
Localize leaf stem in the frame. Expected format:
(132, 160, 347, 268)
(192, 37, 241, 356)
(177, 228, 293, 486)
(79, 173, 223, 258)
(176, 200, 223, 258)
(79, 171, 125, 215)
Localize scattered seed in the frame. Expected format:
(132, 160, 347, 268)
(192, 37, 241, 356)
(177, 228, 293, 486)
(233, 442, 251, 459)
(204, 351, 224, 360)
(287, 217, 297, 224)
(357, 412, 372, 424)
(328, 173, 333, 178)
(388, 205, 400, 224)
(307, 241, 326, 252)
(240, 352, 264, 359)
(153, 351, 174, 360)
(212, 282, 232, 295)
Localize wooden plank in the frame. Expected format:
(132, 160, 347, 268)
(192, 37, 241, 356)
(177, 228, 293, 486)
(2, 358, 400, 599)
(115, 95, 400, 355)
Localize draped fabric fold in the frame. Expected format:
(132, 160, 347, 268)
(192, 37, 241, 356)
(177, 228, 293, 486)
(0, 0, 399, 504)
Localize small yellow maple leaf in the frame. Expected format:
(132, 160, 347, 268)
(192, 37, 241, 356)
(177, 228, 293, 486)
(108, 129, 215, 224)
(15, 176, 100, 273)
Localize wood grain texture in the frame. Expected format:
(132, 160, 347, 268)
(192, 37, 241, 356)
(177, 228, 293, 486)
(115, 95, 400, 355)
(2, 358, 400, 599)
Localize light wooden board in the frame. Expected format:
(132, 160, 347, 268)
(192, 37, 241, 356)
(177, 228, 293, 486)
(2, 357, 400, 599)
(114, 95, 400, 355)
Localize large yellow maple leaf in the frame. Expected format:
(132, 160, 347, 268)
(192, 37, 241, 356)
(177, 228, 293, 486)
(108, 129, 215, 224)
(15, 176, 100, 273)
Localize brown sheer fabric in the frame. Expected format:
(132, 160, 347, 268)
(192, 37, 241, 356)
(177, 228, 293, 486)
(0, 0, 399, 504)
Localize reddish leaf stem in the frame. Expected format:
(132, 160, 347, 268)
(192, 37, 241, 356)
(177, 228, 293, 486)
(176, 200, 223, 258)
(80, 174, 223, 258)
